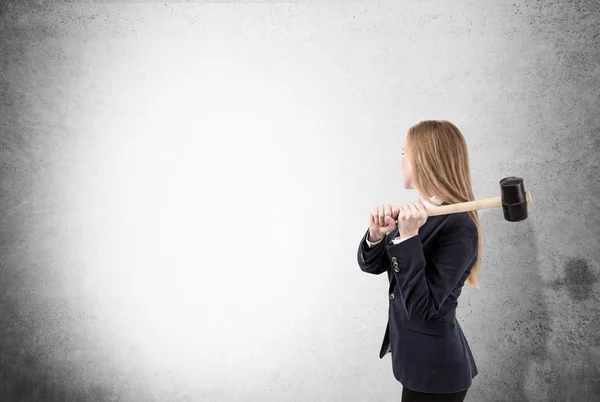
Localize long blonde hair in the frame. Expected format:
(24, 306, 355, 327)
(406, 120, 482, 289)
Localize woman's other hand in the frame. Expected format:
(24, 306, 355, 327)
(397, 199, 427, 239)
(368, 204, 400, 242)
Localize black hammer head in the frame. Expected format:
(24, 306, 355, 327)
(500, 176, 528, 222)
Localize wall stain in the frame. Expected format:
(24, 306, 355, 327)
(549, 257, 597, 301)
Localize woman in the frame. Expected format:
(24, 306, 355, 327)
(356, 120, 482, 402)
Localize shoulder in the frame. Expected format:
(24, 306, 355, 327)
(440, 212, 478, 238)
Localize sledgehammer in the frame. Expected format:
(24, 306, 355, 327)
(399, 176, 533, 222)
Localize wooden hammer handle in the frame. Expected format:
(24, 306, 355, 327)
(424, 191, 533, 217)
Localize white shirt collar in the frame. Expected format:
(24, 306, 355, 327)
(420, 195, 443, 208)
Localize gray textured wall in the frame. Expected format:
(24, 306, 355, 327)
(1, 1, 599, 401)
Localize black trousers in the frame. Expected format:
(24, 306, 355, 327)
(401, 387, 468, 402)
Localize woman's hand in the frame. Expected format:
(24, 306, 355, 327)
(368, 204, 400, 242)
(396, 199, 428, 239)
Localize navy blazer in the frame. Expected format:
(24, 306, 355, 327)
(357, 211, 479, 394)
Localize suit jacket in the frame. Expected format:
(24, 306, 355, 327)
(356, 211, 479, 394)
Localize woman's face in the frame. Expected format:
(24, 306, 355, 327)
(401, 144, 414, 189)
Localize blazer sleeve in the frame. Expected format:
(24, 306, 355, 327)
(386, 216, 478, 321)
(357, 228, 391, 275)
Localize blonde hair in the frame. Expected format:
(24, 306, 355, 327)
(406, 120, 482, 289)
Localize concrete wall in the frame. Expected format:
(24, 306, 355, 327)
(1, 1, 598, 401)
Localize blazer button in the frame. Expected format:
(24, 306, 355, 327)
(391, 257, 397, 262)
(394, 266, 400, 272)
(389, 293, 395, 300)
